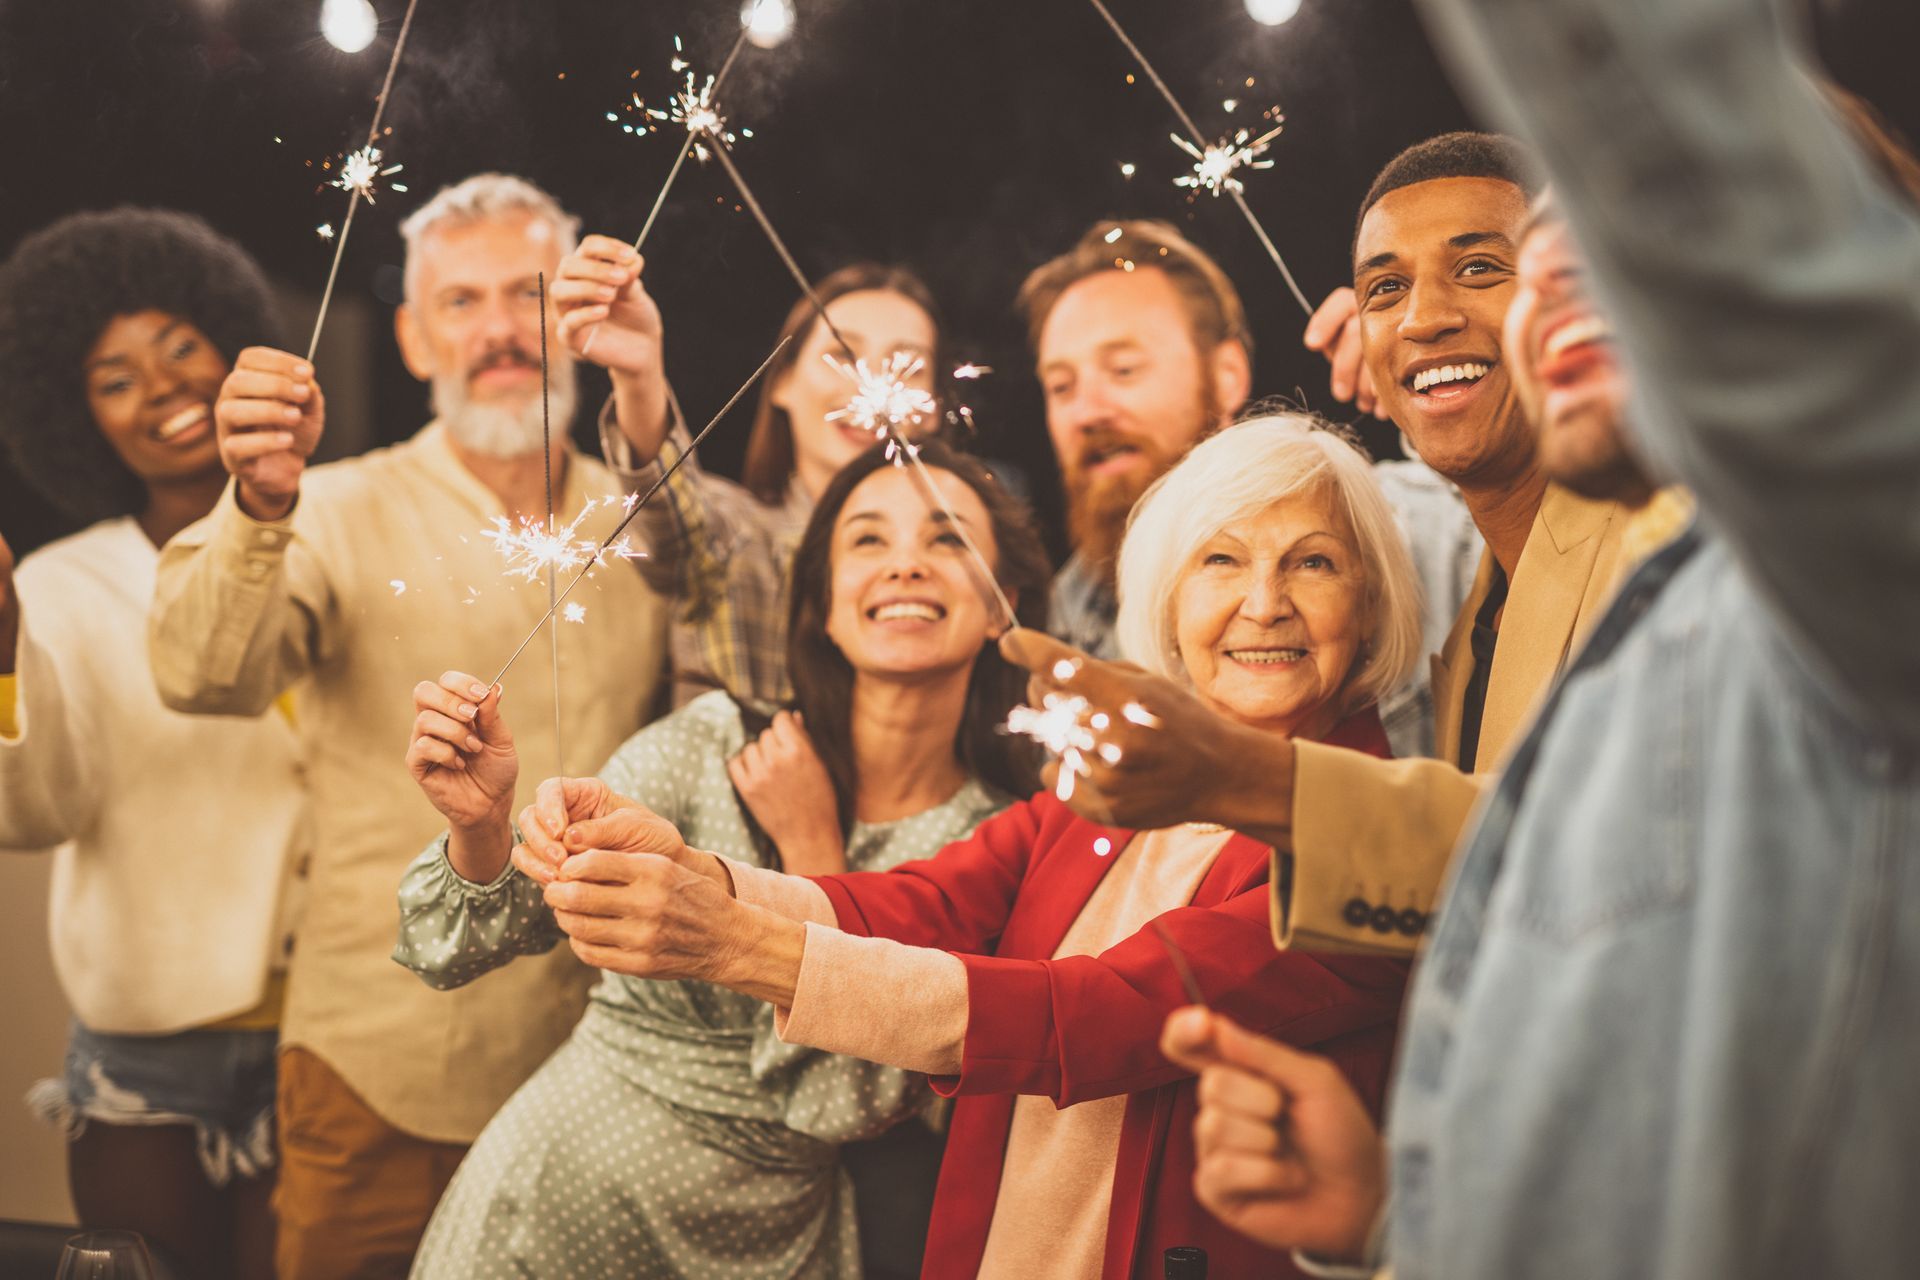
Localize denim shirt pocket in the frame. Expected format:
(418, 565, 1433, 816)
(1486, 613, 1703, 944)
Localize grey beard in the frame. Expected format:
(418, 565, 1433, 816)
(433, 365, 578, 459)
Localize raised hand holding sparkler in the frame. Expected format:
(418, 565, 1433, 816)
(212, 346, 327, 523)
(306, 0, 423, 362)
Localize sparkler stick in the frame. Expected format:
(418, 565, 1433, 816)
(706, 143, 1020, 632)
(488, 335, 792, 687)
(306, 0, 423, 362)
(580, 6, 765, 359)
(539, 273, 564, 776)
(1083, 0, 1314, 315)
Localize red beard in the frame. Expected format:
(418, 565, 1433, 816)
(1064, 427, 1182, 587)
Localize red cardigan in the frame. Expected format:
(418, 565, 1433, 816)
(810, 709, 1409, 1280)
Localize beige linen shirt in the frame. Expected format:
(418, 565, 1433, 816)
(150, 423, 670, 1142)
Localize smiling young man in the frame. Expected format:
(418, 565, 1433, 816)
(147, 174, 670, 1278)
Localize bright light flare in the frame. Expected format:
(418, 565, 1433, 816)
(742, 0, 794, 48)
(1006, 693, 1108, 802)
(615, 40, 751, 163)
(481, 500, 642, 584)
(320, 0, 378, 53)
(1245, 0, 1303, 24)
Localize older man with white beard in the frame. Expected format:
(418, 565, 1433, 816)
(148, 174, 670, 1279)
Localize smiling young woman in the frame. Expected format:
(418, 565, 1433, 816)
(0, 208, 300, 1280)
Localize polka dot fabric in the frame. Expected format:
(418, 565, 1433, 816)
(394, 692, 1007, 1278)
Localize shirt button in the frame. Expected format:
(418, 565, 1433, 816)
(1343, 897, 1372, 928)
(1369, 905, 1399, 934)
(1397, 908, 1427, 937)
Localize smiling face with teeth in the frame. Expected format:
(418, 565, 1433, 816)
(1172, 483, 1367, 741)
(1503, 209, 1651, 503)
(83, 309, 231, 486)
(1354, 177, 1536, 488)
(824, 466, 1001, 679)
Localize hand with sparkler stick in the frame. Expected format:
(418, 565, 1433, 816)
(554, 236, 670, 462)
(213, 347, 327, 522)
(578, 5, 768, 358)
(997, 628, 1290, 837)
(306, 0, 422, 362)
(406, 675, 520, 883)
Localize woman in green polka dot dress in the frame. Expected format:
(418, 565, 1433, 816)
(395, 442, 1050, 1279)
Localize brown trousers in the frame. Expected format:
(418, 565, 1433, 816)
(273, 1047, 468, 1280)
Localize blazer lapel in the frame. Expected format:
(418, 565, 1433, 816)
(1477, 484, 1621, 768)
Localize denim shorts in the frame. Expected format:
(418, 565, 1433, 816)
(26, 1021, 279, 1186)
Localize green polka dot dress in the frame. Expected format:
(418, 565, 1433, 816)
(394, 692, 1007, 1279)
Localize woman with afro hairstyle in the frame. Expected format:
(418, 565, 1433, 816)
(0, 208, 307, 1280)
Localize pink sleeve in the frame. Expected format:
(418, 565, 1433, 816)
(773, 923, 968, 1076)
(726, 857, 837, 927)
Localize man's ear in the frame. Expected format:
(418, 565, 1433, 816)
(394, 304, 433, 382)
(1209, 338, 1253, 422)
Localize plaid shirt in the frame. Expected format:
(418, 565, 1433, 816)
(600, 400, 812, 711)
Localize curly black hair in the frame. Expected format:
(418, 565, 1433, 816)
(0, 208, 281, 524)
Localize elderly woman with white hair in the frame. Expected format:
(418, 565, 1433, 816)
(507, 414, 1420, 1280)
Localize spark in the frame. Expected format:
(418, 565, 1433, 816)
(1006, 693, 1110, 803)
(562, 603, 587, 624)
(953, 362, 992, 380)
(1119, 162, 1136, 178)
(614, 41, 748, 163)
(316, 222, 336, 241)
(329, 144, 406, 203)
(1222, 97, 1239, 112)
(390, 579, 407, 595)
(825, 351, 938, 446)
(1104, 226, 1124, 243)
(481, 508, 641, 584)
(1172, 120, 1285, 197)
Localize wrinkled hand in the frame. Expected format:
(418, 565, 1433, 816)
(997, 628, 1285, 832)
(728, 711, 845, 875)
(1161, 1008, 1386, 1260)
(405, 671, 517, 831)
(215, 347, 325, 521)
(541, 843, 758, 986)
(511, 781, 729, 894)
(1303, 287, 1384, 421)
(0, 529, 17, 674)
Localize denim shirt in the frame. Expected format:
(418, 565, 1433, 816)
(1389, 527, 1920, 1278)
(1392, 0, 1920, 1272)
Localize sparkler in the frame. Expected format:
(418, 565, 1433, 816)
(1006, 692, 1105, 802)
(306, 0, 422, 363)
(539, 273, 563, 776)
(705, 141, 1020, 632)
(328, 144, 407, 202)
(1172, 120, 1285, 197)
(1081, 0, 1313, 315)
(488, 336, 792, 687)
(580, 9, 765, 359)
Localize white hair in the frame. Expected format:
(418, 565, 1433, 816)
(1113, 413, 1424, 721)
(398, 172, 581, 305)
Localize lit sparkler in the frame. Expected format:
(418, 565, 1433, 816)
(704, 139, 1020, 631)
(825, 351, 938, 444)
(329, 143, 407, 202)
(480, 506, 639, 584)
(1006, 693, 1113, 802)
(1080, 0, 1313, 314)
(1172, 121, 1285, 197)
(305, 0, 423, 362)
(562, 603, 587, 624)
(487, 336, 793, 687)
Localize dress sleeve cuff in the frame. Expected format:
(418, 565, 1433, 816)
(727, 858, 836, 926)
(0, 673, 19, 740)
(773, 922, 967, 1076)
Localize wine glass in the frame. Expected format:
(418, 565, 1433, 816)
(55, 1231, 158, 1280)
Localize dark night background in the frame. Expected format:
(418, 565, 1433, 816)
(2, 0, 1916, 560)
